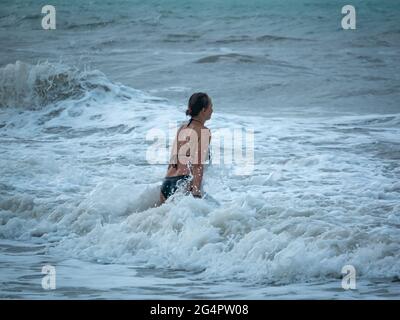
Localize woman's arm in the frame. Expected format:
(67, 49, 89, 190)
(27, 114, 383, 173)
(190, 163, 204, 197)
(189, 127, 211, 198)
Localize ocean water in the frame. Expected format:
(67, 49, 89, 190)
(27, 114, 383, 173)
(0, 0, 400, 299)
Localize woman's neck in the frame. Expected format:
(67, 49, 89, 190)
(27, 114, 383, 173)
(190, 117, 205, 125)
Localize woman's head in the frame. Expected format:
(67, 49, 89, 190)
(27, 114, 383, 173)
(186, 92, 213, 120)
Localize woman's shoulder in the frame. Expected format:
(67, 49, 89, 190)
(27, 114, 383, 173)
(202, 125, 211, 135)
(196, 124, 211, 136)
(179, 121, 210, 135)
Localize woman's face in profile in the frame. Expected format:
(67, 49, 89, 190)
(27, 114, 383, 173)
(205, 101, 213, 120)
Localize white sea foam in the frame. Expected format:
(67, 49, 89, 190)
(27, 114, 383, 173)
(1, 61, 399, 287)
(1, 0, 400, 298)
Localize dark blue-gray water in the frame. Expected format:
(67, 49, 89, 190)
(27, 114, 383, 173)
(0, 0, 399, 299)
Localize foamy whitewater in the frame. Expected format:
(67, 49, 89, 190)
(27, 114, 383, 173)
(1, 0, 400, 299)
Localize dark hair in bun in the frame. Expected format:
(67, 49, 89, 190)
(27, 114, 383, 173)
(186, 92, 211, 117)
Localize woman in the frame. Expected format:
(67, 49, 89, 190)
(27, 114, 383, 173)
(159, 92, 213, 204)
